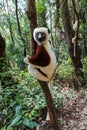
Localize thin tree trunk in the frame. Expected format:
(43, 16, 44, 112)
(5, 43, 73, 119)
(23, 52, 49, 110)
(0, 34, 6, 59)
(55, 0, 60, 27)
(26, 0, 59, 129)
(15, 0, 25, 44)
(15, 0, 26, 69)
(0, 34, 6, 86)
(26, 0, 37, 55)
(61, 0, 84, 85)
(82, 12, 87, 56)
(0, 34, 15, 87)
(6, 0, 15, 45)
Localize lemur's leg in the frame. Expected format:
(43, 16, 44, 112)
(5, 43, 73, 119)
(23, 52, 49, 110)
(24, 57, 53, 121)
(24, 57, 49, 81)
(28, 65, 49, 82)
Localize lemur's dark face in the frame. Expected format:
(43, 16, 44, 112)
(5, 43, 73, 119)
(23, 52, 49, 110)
(36, 32, 46, 43)
(33, 27, 50, 46)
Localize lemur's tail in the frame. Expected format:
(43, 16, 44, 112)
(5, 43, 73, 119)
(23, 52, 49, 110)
(46, 80, 53, 121)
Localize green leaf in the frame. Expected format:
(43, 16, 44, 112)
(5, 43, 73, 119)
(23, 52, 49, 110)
(15, 105, 21, 114)
(9, 115, 22, 127)
(7, 126, 14, 130)
(23, 118, 38, 129)
(29, 121, 38, 129)
(0, 95, 2, 101)
(31, 110, 40, 117)
(23, 118, 30, 127)
(0, 127, 6, 130)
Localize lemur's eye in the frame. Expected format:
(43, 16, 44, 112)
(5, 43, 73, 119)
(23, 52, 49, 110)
(41, 33, 46, 39)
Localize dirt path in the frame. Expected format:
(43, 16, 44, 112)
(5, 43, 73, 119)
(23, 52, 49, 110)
(37, 88, 87, 130)
(62, 92, 87, 130)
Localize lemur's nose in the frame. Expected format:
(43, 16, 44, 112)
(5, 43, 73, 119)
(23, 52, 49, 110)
(38, 34, 43, 42)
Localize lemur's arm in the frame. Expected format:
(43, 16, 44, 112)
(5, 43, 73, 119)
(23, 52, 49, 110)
(28, 46, 50, 67)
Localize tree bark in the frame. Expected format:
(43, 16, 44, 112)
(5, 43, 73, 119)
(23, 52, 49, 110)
(26, 0, 59, 129)
(26, 0, 37, 55)
(0, 34, 6, 74)
(82, 11, 87, 56)
(15, 0, 26, 69)
(0, 34, 6, 86)
(0, 34, 15, 87)
(15, 0, 26, 45)
(55, 0, 60, 27)
(6, 0, 15, 45)
(61, 0, 84, 84)
(0, 34, 6, 59)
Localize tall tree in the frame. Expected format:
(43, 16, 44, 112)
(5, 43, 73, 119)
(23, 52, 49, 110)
(61, 0, 84, 86)
(26, 0, 59, 129)
(0, 34, 6, 65)
(0, 34, 15, 87)
(0, 34, 6, 84)
(5, 0, 15, 46)
(15, 0, 26, 68)
(79, 1, 87, 56)
(55, 0, 60, 27)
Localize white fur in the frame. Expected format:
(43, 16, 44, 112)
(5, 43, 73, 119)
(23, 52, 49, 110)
(24, 27, 56, 82)
(73, 20, 78, 31)
(27, 43, 56, 81)
(33, 27, 50, 46)
(24, 27, 57, 121)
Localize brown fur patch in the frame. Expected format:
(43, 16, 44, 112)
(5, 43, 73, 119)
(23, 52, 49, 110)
(28, 46, 50, 67)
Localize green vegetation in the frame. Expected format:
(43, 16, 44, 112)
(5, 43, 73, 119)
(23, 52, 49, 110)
(0, 0, 87, 129)
(0, 67, 76, 129)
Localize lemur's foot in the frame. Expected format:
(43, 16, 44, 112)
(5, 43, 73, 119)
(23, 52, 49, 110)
(24, 55, 30, 64)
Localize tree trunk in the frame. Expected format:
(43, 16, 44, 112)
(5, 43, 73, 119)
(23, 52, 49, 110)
(0, 34, 6, 59)
(26, 0, 59, 129)
(0, 34, 16, 87)
(82, 11, 87, 56)
(26, 0, 37, 55)
(15, 0, 26, 69)
(38, 81, 59, 129)
(61, 0, 84, 85)
(0, 34, 6, 71)
(0, 34, 6, 86)
(55, 0, 60, 27)
(0, 34, 6, 72)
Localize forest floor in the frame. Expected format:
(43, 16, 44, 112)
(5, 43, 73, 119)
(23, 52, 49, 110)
(37, 87, 87, 130)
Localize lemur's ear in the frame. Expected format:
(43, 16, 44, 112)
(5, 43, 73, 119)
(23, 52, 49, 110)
(47, 28, 50, 34)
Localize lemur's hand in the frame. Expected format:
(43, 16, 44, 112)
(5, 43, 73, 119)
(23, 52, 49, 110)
(27, 55, 30, 58)
(24, 55, 30, 64)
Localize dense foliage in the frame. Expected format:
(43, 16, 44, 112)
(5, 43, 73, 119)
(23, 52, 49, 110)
(0, 0, 87, 129)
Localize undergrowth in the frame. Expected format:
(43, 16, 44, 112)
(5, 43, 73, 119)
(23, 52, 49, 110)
(0, 57, 87, 130)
